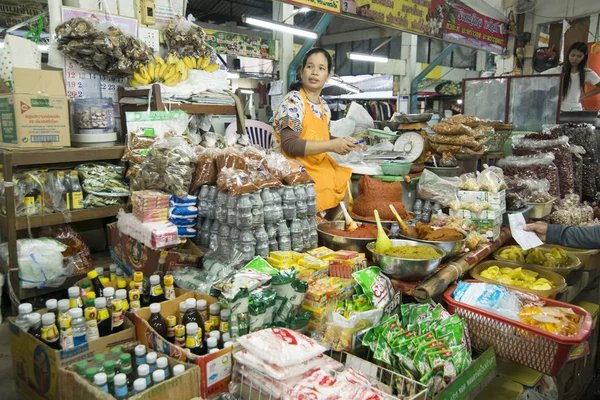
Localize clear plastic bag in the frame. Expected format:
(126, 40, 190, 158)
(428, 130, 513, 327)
(0, 238, 73, 289)
(164, 14, 214, 59)
(477, 166, 506, 193)
(417, 169, 459, 206)
(132, 136, 196, 198)
(346, 102, 374, 135)
(569, 145, 585, 199)
(217, 168, 259, 196)
(546, 123, 596, 159)
(217, 147, 247, 171)
(498, 153, 560, 198)
(263, 153, 289, 183)
(284, 160, 314, 185)
(39, 225, 92, 273)
(512, 135, 573, 198)
(458, 173, 479, 191)
(192, 146, 218, 190)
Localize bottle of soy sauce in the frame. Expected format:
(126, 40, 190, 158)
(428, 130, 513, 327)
(95, 298, 112, 337)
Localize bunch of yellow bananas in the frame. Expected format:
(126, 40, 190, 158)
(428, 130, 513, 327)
(129, 55, 188, 87)
(182, 56, 220, 72)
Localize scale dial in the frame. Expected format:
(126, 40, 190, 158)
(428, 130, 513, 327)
(394, 131, 425, 163)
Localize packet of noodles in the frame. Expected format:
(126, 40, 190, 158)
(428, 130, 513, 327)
(352, 267, 395, 310)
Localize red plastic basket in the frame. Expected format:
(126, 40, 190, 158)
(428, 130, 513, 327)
(443, 281, 593, 376)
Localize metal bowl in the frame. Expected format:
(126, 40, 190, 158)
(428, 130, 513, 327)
(375, 121, 402, 132)
(367, 239, 445, 281)
(317, 221, 389, 258)
(398, 232, 467, 260)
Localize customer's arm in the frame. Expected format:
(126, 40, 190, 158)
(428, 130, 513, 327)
(545, 224, 600, 249)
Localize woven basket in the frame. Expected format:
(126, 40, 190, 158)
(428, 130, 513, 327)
(487, 130, 512, 152)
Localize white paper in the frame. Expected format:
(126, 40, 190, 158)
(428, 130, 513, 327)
(270, 94, 284, 110)
(269, 80, 283, 95)
(508, 213, 543, 250)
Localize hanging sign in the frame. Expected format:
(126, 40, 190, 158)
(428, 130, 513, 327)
(340, 0, 507, 53)
(204, 30, 279, 60)
(286, 0, 341, 14)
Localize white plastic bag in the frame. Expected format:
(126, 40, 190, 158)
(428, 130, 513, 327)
(418, 169, 459, 206)
(346, 102, 374, 135)
(330, 118, 356, 138)
(0, 238, 71, 289)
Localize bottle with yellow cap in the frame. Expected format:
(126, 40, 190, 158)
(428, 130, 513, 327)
(111, 299, 124, 334)
(100, 277, 110, 286)
(129, 289, 141, 312)
(164, 275, 176, 301)
(87, 269, 105, 298)
(116, 289, 129, 313)
(117, 278, 128, 291)
(85, 302, 100, 342)
(109, 264, 117, 281)
(166, 316, 176, 343)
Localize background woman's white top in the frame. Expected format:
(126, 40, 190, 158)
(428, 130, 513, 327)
(543, 66, 600, 111)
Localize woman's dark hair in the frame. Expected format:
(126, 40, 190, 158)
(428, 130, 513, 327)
(289, 47, 333, 91)
(562, 42, 588, 99)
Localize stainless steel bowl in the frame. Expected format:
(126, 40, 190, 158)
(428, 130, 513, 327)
(367, 239, 445, 281)
(398, 232, 466, 260)
(317, 221, 388, 258)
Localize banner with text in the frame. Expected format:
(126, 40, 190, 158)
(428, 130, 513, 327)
(204, 30, 278, 60)
(340, 0, 507, 53)
(287, 0, 341, 14)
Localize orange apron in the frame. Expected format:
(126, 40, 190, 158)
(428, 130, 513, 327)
(275, 89, 351, 212)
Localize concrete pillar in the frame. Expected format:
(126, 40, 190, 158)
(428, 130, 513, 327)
(400, 32, 418, 97)
(272, 2, 295, 91)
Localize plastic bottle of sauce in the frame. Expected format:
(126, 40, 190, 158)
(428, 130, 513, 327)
(67, 286, 82, 309)
(15, 303, 32, 332)
(95, 297, 112, 337)
(149, 275, 165, 304)
(146, 351, 157, 373)
(182, 298, 202, 327)
(178, 301, 187, 324)
(134, 345, 147, 367)
(174, 325, 186, 347)
(114, 373, 128, 399)
(116, 289, 129, 313)
(152, 369, 165, 385)
(85, 368, 98, 383)
(157, 357, 169, 379)
(28, 312, 42, 340)
(119, 353, 134, 390)
(85, 302, 100, 342)
(109, 264, 117, 281)
(164, 275, 176, 301)
(87, 270, 105, 298)
(173, 365, 185, 377)
(208, 303, 221, 333)
(133, 378, 147, 395)
(219, 309, 230, 335)
(111, 299, 124, 334)
(59, 308, 74, 350)
(196, 299, 208, 325)
(103, 361, 116, 393)
(129, 289, 141, 312)
(94, 372, 109, 393)
(137, 364, 151, 388)
(70, 308, 87, 346)
(57, 299, 70, 332)
(185, 323, 204, 356)
(41, 312, 60, 350)
(166, 316, 176, 344)
(254, 225, 270, 258)
(148, 303, 168, 340)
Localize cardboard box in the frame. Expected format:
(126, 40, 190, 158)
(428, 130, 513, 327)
(9, 317, 135, 400)
(107, 222, 203, 276)
(457, 190, 506, 211)
(58, 348, 201, 400)
(131, 291, 232, 398)
(0, 68, 70, 148)
(449, 209, 504, 220)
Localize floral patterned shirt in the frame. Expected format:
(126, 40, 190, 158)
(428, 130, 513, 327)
(273, 90, 331, 137)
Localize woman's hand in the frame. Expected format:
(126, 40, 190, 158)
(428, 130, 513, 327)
(329, 137, 358, 155)
(524, 222, 548, 241)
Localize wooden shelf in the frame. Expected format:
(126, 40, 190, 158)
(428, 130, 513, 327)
(0, 146, 125, 167)
(0, 204, 125, 230)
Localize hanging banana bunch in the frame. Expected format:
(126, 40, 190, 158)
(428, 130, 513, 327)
(181, 55, 220, 72)
(129, 54, 188, 88)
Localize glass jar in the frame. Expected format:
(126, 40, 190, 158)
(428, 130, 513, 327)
(73, 98, 115, 134)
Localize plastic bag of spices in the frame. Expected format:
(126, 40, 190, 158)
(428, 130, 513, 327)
(498, 153, 560, 198)
(191, 146, 219, 190)
(512, 135, 573, 198)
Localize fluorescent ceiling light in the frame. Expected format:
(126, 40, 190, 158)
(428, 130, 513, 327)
(0, 42, 49, 52)
(243, 16, 318, 39)
(457, 99, 463, 104)
(347, 52, 388, 63)
(240, 89, 254, 94)
(298, 7, 311, 13)
(327, 78, 360, 94)
(227, 72, 240, 79)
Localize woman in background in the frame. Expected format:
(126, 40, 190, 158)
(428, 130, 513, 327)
(543, 42, 600, 111)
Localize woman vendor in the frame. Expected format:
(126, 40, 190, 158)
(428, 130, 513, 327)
(273, 48, 358, 213)
(542, 42, 600, 111)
